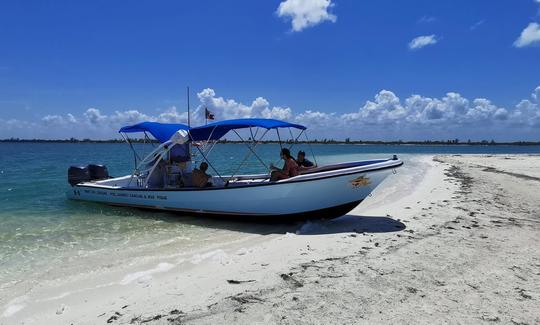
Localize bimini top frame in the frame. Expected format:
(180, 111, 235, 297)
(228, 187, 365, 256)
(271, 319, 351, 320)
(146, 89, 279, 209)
(188, 118, 306, 142)
(119, 121, 190, 143)
(118, 118, 316, 188)
(188, 118, 315, 181)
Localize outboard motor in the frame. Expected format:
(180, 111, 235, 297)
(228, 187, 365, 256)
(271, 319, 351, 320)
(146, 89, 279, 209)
(68, 166, 91, 186)
(88, 164, 109, 180)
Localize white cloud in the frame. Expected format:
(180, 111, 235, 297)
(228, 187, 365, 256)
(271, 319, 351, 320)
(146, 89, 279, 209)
(42, 115, 58, 124)
(261, 106, 293, 120)
(295, 110, 335, 127)
(2, 86, 540, 141)
(82, 107, 188, 127)
(42, 114, 77, 126)
(466, 98, 508, 121)
(512, 86, 540, 126)
(418, 16, 436, 24)
(342, 88, 536, 129)
(84, 108, 106, 125)
(0, 118, 36, 130)
(277, 0, 336, 32)
(343, 90, 406, 123)
(533, 86, 540, 101)
(66, 113, 77, 123)
(197, 88, 252, 120)
(109, 110, 150, 125)
(408, 34, 438, 50)
(514, 22, 540, 48)
(250, 97, 270, 117)
(196, 88, 293, 122)
(156, 107, 188, 124)
(470, 19, 485, 31)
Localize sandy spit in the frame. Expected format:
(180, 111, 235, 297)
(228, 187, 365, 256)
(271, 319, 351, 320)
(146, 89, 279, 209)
(3, 155, 539, 325)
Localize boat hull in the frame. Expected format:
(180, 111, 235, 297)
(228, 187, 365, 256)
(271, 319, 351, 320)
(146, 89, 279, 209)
(67, 164, 396, 219)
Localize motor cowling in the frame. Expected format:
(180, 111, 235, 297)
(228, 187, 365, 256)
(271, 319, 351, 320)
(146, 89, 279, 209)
(68, 166, 91, 186)
(88, 164, 109, 180)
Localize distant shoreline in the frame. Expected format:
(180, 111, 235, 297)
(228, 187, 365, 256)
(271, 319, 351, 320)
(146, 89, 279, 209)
(1, 138, 540, 145)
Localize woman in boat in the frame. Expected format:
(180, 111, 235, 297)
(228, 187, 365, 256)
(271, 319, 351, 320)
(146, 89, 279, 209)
(270, 148, 299, 181)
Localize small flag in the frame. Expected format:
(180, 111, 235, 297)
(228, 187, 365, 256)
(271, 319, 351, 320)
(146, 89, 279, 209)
(205, 108, 215, 120)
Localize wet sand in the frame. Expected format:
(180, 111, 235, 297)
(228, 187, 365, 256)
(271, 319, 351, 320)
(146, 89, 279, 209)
(3, 155, 539, 324)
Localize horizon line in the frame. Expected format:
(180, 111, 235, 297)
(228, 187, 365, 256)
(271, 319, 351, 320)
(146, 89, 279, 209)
(1, 138, 540, 146)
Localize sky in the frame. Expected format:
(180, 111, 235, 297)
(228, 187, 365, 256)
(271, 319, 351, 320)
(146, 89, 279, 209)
(0, 0, 539, 141)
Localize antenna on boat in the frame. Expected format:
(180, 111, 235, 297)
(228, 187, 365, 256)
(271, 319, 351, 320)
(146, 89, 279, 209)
(187, 86, 191, 127)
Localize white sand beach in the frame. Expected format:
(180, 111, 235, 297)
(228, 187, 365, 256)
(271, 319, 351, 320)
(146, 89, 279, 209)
(2, 154, 539, 324)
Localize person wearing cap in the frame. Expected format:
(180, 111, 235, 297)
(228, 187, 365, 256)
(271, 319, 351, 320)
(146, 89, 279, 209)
(296, 150, 315, 170)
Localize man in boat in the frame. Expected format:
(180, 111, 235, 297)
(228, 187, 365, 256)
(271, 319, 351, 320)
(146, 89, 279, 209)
(192, 162, 212, 188)
(270, 148, 299, 181)
(296, 150, 315, 170)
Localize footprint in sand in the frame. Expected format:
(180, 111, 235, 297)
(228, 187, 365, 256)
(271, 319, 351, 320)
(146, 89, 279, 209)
(56, 304, 67, 315)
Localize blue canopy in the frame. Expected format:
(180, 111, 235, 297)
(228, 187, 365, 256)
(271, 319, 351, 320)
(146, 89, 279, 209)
(119, 122, 189, 143)
(189, 118, 306, 141)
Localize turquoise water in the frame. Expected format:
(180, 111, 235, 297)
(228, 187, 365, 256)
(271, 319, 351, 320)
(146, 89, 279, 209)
(1, 143, 539, 298)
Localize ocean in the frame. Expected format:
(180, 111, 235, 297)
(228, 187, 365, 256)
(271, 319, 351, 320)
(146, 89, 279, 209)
(1, 142, 539, 302)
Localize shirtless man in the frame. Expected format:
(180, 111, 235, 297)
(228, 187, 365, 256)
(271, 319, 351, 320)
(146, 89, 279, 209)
(192, 162, 212, 188)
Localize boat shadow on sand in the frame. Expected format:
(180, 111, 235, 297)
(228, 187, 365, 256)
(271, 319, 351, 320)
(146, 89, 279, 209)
(140, 210, 407, 236)
(71, 201, 406, 235)
(293, 214, 406, 235)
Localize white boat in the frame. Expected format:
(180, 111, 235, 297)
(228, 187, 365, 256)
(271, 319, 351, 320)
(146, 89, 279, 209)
(67, 119, 403, 219)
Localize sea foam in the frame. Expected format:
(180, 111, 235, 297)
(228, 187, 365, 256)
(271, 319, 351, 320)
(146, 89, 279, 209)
(120, 262, 175, 285)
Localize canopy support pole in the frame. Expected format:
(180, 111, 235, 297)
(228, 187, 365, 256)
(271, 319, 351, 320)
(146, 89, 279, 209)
(187, 86, 190, 127)
(202, 126, 219, 159)
(276, 129, 283, 150)
(144, 131, 156, 148)
(122, 133, 141, 169)
(202, 140, 218, 160)
(288, 127, 294, 144)
(194, 145, 226, 184)
(285, 129, 305, 153)
(249, 127, 255, 142)
(233, 129, 270, 172)
(194, 125, 217, 159)
(136, 140, 173, 172)
(304, 131, 318, 166)
(122, 133, 138, 187)
(229, 129, 270, 179)
(143, 144, 173, 188)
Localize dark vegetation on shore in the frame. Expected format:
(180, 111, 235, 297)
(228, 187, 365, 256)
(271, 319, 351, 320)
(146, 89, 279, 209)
(1, 137, 539, 146)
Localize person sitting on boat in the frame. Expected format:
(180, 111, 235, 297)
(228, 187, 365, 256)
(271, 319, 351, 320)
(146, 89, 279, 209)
(192, 162, 212, 188)
(296, 150, 315, 170)
(270, 148, 299, 181)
